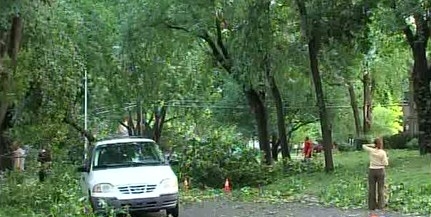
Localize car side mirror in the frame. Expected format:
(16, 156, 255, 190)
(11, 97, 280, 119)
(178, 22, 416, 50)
(77, 165, 89, 173)
(169, 159, 179, 166)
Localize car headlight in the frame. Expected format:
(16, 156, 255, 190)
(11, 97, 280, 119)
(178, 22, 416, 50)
(93, 183, 114, 193)
(160, 178, 178, 190)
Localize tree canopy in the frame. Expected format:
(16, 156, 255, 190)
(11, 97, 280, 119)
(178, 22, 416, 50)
(0, 0, 426, 169)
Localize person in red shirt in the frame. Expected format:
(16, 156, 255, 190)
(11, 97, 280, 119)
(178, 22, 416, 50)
(303, 136, 313, 160)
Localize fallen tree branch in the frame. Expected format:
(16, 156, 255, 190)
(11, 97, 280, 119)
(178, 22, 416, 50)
(325, 81, 346, 86)
(118, 121, 129, 129)
(164, 115, 182, 123)
(164, 23, 191, 33)
(289, 119, 318, 133)
(164, 22, 232, 73)
(63, 116, 96, 142)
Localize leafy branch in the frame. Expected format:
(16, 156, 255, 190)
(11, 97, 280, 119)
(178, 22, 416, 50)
(163, 21, 232, 73)
(63, 114, 96, 142)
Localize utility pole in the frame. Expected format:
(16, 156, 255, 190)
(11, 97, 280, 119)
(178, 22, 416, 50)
(84, 69, 88, 160)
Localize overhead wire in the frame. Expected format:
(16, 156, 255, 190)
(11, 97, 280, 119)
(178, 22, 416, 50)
(90, 101, 409, 116)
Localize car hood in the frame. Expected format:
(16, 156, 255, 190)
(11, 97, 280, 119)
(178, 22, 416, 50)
(89, 165, 175, 186)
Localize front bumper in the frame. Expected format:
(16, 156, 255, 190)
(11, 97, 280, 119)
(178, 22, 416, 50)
(90, 193, 178, 213)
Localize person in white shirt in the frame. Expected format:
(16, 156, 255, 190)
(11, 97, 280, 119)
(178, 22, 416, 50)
(363, 137, 389, 211)
(12, 142, 25, 172)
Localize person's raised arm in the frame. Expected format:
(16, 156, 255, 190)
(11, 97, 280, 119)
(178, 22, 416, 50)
(382, 151, 389, 166)
(362, 144, 374, 152)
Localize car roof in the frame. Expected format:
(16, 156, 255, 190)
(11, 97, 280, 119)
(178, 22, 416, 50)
(95, 137, 155, 147)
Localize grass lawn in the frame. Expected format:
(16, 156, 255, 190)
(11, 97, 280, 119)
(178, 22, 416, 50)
(279, 150, 430, 194)
(267, 150, 431, 214)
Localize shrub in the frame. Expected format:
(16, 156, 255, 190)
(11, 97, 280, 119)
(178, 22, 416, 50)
(0, 164, 90, 217)
(337, 143, 355, 152)
(282, 159, 324, 175)
(382, 134, 418, 149)
(174, 133, 324, 189)
(175, 137, 275, 188)
(405, 138, 419, 150)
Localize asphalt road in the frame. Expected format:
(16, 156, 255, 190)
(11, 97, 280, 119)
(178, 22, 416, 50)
(138, 201, 413, 217)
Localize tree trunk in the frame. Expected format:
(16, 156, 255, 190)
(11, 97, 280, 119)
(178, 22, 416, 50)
(411, 42, 431, 154)
(347, 82, 361, 138)
(308, 37, 334, 172)
(0, 135, 12, 171)
(142, 109, 154, 138)
(362, 70, 372, 135)
(404, 18, 431, 154)
(0, 110, 13, 171)
(268, 76, 291, 160)
(136, 101, 142, 136)
(245, 88, 272, 165)
(0, 16, 22, 130)
(0, 59, 9, 129)
(271, 133, 278, 161)
(153, 106, 167, 144)
(127, 110, 135, 136)
(0, 16, 23, 170)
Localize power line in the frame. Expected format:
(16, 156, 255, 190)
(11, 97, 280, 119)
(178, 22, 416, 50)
(90, 102, 409, 116)
(91, 99, 408, 110)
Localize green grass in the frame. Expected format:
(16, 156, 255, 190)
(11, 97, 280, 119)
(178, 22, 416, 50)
(266, 150, 431, 214)
(275, 150, 430, 194)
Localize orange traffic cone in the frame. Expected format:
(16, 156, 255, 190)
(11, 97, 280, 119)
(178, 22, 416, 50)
(223, 178, 231, 192)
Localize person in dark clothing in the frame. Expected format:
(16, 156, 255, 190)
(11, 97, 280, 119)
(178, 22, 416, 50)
(37, 146, 52, 182)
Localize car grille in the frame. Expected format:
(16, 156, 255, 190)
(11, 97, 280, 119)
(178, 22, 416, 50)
(117, 184, 157, 194)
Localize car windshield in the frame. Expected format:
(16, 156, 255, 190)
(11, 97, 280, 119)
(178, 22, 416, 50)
(92, 141, 165, 170)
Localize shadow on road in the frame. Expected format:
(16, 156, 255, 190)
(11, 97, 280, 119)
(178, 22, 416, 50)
(127, 211, 166, 217)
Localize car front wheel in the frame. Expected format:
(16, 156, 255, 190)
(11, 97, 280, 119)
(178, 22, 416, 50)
(166, 203, 179, 217)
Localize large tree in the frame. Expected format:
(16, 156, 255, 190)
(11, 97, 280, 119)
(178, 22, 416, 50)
(294, 0, 378, 171)
(140, 0, 279, 164)
(0, 1, 33, 169)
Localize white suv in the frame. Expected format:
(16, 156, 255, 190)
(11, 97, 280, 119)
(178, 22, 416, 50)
(77, 137, 179, 217)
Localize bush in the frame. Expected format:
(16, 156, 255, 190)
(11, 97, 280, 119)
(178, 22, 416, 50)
(175, 137, 276, 188)
(405, 138, 419, 150)
(0, 164, 90, 217)
(337, 143, 355, 152)
(282, 159, 324, 175)
(382, 134, 418, 149)
(174, 132, 324, 189)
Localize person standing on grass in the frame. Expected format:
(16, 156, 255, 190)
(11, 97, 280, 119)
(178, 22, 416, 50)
(303, 136, 313, 161)
(12, 142, 25, 172)
(37, 145, 52, 182)
(363, 137, 389, 211)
